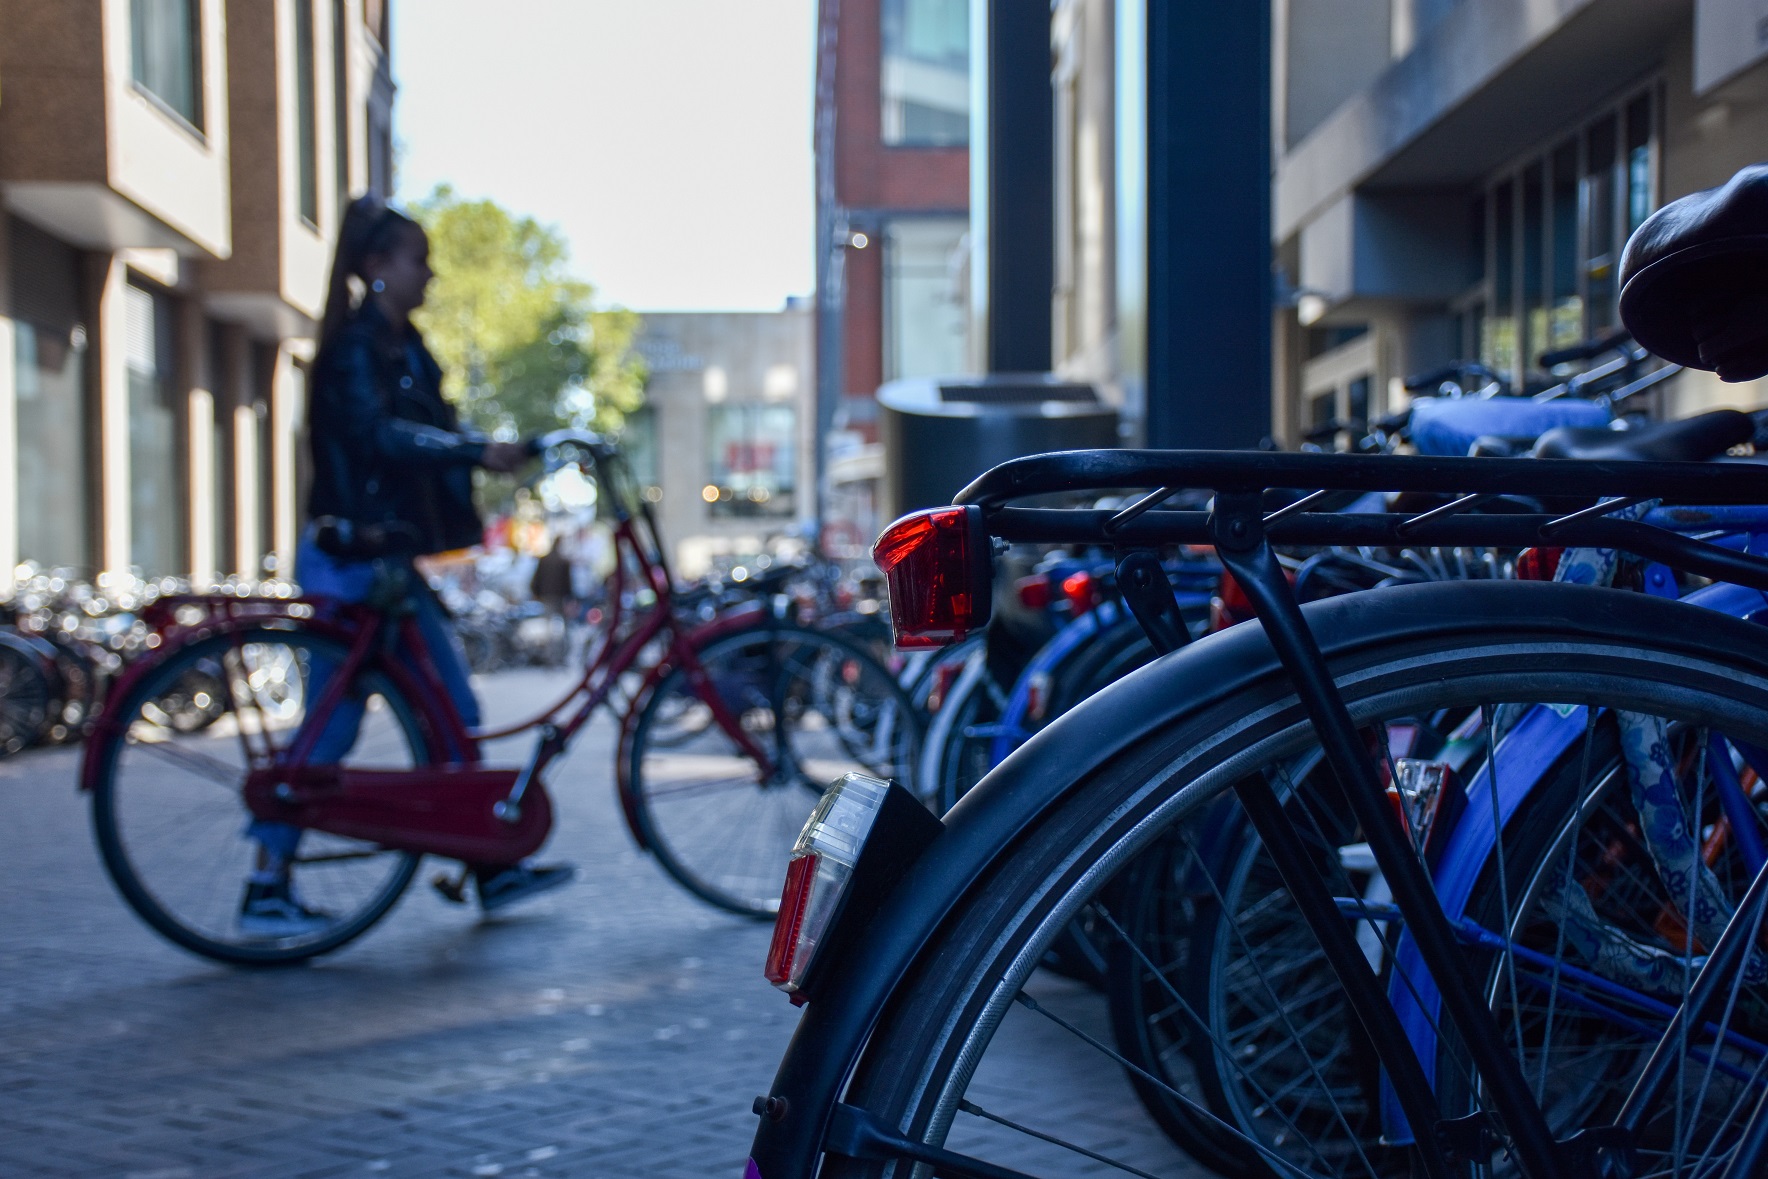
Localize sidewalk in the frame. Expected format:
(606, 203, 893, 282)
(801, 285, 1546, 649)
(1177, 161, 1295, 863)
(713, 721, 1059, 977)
(0, 667, 1201, 1178)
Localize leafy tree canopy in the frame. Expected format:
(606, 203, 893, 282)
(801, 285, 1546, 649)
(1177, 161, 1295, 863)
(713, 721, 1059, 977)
(409, 184, 645, 441)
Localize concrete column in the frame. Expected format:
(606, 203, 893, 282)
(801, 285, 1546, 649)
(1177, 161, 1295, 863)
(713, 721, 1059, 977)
(233, 401, 261, 571)
(180, 304, 215, 587)
(1144, 1, 1272, 448)
(970, 0, 1054, 373)
(0, 209, 17, 595)
(88, 251, 131, 575)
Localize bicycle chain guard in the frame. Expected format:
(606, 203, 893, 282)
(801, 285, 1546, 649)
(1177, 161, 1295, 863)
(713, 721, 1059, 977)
(243, 764, 553, 863)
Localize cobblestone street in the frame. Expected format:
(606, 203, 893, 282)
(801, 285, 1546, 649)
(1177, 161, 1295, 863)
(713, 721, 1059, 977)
(0, 668, 1202, 1178)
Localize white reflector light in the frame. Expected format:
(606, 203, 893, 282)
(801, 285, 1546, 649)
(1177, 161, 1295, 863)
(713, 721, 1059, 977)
(765, 772, 891, 995)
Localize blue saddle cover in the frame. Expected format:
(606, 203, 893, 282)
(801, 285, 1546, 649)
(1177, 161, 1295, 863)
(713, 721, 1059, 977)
(1408, 397, 1611, 456)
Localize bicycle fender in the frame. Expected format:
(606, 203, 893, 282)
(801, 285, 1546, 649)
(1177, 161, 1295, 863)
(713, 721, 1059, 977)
(746, 580, 1768, 1179)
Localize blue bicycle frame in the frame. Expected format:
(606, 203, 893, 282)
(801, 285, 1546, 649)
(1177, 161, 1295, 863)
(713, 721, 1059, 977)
(1381, 510, 1768, 1142)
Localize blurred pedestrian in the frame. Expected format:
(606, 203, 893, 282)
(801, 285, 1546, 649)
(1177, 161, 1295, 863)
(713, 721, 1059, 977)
(529, 535, 573, 618)
(241, 194, 574, 936)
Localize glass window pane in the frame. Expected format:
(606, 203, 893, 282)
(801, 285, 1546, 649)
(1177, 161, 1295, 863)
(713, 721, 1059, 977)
(705, 405, 795, 518)
(130, 0, 203, 129)
(1522, 163, 1546, 375)
(125, 284, 185, 576)
(1549, 139, 1583, 349)
(1625, 92, 1655, 236)
(883, 217, 968, 380)
(14, 322, 91, 572)
(881, 0, 969, 146)
(1484, 180, 1517, 380)
(296, 0, 320, 224)
(1584, 114, 1618, 333)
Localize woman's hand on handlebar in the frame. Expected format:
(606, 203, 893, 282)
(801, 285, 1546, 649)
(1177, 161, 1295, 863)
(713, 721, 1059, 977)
(480, 441, 530, 473)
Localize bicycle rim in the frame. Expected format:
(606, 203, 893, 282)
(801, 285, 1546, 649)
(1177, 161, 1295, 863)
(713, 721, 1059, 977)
(825, 635, 1768, 1178)
(629, 625, 924, 917)
(91, 628, 424, 965)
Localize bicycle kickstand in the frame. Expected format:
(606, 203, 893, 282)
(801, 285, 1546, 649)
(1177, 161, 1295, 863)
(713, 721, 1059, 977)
(431, 864, 472, 904)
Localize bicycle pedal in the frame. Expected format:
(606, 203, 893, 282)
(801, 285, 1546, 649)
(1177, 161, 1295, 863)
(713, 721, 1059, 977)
(431, 872, 470, 904)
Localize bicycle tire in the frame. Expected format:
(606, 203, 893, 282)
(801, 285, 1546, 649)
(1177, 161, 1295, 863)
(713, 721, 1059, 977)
(0, 633, 53, 755)
(88, 627, 428, 965)
(817, 618, 1768, 1178)
(626, 622, 924, 918)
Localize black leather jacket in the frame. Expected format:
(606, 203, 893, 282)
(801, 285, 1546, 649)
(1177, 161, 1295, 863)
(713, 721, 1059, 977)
(307, 303, 487, 556)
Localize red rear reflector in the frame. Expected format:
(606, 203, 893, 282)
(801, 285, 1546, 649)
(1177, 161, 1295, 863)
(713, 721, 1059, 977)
(1515, 547, 1564, 581)
(873, 506, 992, 648)
(764, 853, 819, 988)
(1015, 574, 1052, 610)
(1212, 570, 1256, 631)
(1062, 570, 1099, 615)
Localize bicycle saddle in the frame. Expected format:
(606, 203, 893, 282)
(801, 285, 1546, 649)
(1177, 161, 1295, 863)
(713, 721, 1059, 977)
(1530, 408, 1753, 462)
(1619, 163, 1768, 378)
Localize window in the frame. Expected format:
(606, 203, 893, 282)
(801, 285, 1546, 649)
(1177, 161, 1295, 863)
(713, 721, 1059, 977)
(1470, 85, 1659, 389)
(619, 405, 662, 502)
(883, 217, 968, 380)
(295, 0, 320, 225)
(705, 405, 796, 518)
(131, 0, 204, 130)
(881, 0, 969, 146)
(14, 324, 91, 572)
(11, 221, 92, 572)
(125, 284, 186, 576)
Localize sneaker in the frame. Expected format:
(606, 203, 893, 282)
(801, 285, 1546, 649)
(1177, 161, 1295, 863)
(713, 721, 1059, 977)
(476, 863, 577, 913)
(239, 880, 334, 938)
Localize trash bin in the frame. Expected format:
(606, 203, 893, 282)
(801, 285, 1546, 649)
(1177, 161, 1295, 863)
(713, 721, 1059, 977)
(876, 374, 1119, 521)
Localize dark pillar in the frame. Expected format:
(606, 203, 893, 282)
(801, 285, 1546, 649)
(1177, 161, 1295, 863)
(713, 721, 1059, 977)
(972, 0, 1052, 373)
(1144, 2, 1271, 447)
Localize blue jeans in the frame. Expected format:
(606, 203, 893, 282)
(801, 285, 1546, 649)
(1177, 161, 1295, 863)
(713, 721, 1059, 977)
(247, 531, 482, 867)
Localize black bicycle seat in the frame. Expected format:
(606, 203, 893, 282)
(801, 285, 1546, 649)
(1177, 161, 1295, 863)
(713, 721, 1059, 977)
(1619, 163, 1768, 377)
(1530, 409, 1753, 463)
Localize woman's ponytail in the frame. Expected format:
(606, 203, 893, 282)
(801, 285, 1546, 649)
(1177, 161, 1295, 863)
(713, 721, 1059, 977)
(316, 194, 420, 363)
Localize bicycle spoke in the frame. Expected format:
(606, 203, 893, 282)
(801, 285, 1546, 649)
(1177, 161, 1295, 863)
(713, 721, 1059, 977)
(954, 1098, 1167, 1179)
(1008, 989, 1321, 1179)
(127, 737, 245, 791)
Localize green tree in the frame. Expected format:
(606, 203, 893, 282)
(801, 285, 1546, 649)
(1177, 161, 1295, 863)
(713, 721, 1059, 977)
(409, 184, 645, 441)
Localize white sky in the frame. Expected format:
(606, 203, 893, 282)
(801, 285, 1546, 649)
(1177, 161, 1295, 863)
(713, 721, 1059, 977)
(391, 0, 816, 312)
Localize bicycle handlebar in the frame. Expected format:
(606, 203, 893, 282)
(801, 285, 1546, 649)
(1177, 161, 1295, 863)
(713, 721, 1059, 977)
(526, 428, 610, 456)
(1537, 330, 1633, 370)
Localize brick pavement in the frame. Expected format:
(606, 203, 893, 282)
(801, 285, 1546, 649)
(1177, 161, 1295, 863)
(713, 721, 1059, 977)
(0, 668, 1208, 1178)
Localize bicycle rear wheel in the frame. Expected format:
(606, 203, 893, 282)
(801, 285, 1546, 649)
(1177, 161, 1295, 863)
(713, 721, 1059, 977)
(0, 634, 53, 754)
(819, 619, 1768, 1178)
(88, 627, 427, 965)
(627, 623, 924, 917)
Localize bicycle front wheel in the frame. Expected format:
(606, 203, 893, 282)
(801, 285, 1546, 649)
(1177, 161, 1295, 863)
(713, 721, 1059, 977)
(628, 623, 924, 917)
(88, 627, 428, 965)
(821, 614, 1768, 1178)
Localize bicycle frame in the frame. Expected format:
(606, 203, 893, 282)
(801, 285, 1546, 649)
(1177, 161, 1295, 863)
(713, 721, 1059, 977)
(97, 438, 780, 852)
(752, 449, 1768, 1179)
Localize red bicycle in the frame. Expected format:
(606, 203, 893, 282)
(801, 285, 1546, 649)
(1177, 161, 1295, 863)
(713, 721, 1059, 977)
(80, 431, 922, 964)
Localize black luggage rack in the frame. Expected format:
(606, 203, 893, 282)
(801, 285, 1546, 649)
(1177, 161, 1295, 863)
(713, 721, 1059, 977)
(957, 448, 1768, 592)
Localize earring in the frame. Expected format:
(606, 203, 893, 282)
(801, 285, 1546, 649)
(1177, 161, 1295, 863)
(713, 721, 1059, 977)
(370, 279, 385, 294)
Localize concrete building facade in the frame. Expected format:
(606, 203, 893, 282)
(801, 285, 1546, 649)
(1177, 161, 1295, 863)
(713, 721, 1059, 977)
(628, 308, 816, 578)
(1272, 0, 1768, 446)
(0, 0, 394, 587)
(813, 0, 971, 542)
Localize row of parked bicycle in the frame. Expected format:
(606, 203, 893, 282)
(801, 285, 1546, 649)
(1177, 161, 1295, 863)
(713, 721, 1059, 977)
(0, 566, 303, 756)
(742, 315, 1768, 1177)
